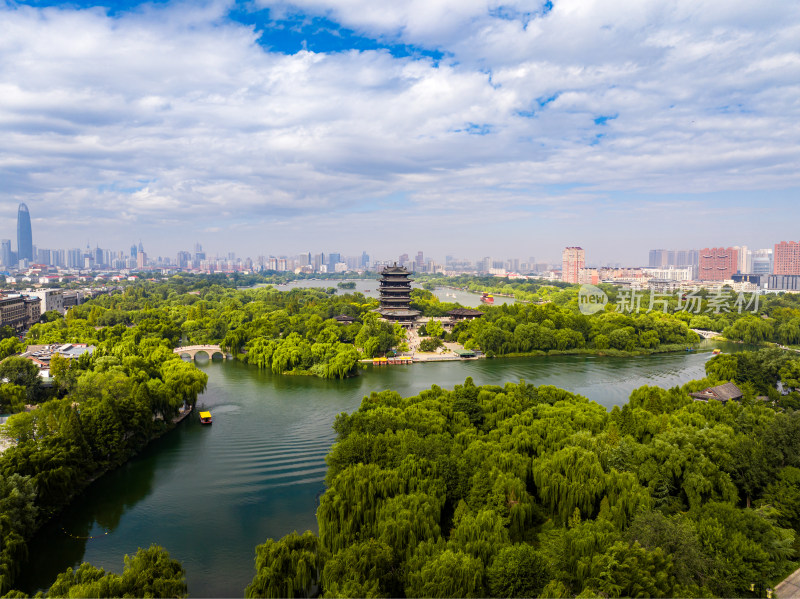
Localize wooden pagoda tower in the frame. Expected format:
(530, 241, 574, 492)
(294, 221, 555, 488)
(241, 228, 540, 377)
(376, 263, 420, 323)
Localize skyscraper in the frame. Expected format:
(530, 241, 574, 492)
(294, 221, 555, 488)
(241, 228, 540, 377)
(0, 240, 11, 267)
(648, 249, 668, 267)
(17, 203, 33, 263)
(562, 247, 585, 283)
(774, 241, 800, 275)
(699, 247, 739, 281)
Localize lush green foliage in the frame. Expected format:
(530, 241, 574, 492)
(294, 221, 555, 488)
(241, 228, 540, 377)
(248, 368, 799, 598)
(23, 277, 404, 378)
(0, 308, 207, 593)
(443, 299, 698, 357)
(25, 545, 187, 598)
(418, 275, 800, 348)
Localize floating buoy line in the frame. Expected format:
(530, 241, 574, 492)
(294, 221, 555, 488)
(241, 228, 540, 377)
(61, 527, 110, 540)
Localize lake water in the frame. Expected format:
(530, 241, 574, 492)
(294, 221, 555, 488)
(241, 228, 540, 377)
(268, 278, 518, 307)
(18, 342, 737, 596)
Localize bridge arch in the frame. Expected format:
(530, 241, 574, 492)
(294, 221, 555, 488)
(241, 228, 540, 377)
(174, 345, 228, 361)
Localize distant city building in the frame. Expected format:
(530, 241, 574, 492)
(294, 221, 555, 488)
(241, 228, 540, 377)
(0, 293, 40, 331)
(774, 241, 800, 275)
(29, 289, 65, 314)
(177, 251, 191, 268)
(699, 247, 738, 281)
(751, 248, 774, 275)
(137, 251, 147, 269)
(16, 203, 33, 264)
(561, 247, 585, 284)
(648, 248, 698, 276)
(767, 274, 800, 291)
(67, 248, 82, 269)
(578, 268, 599, 285)
(733, 245, 749, 273)
(649, 249, 668, 268)
(0, 239, 11, 267)
(732, 273, 764, 286)
(642, 267, 694, 281)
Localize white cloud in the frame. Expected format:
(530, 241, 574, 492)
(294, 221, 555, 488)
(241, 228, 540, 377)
(0, 0, 799, 257)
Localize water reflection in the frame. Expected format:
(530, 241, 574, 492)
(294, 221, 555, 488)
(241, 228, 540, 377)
(18, 437, 160, 591)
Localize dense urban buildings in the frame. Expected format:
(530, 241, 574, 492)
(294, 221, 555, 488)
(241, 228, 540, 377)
(561, 247, 585, 283)
(699, 247, 739, 281)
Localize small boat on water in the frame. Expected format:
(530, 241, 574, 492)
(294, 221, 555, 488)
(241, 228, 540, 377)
(199, 411, 213, 424)
(481, 293, 495, 304)
(711, 349, 722, 355)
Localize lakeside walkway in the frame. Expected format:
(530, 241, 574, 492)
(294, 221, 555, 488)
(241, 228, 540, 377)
(776, 566, 800, 598)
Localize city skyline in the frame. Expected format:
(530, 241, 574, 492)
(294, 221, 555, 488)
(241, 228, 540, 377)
(1, 1, 799, 262)
(2, 202, 796, 269)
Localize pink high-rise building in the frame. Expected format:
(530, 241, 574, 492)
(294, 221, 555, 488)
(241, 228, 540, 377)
(562, 247, 585, 284)
(774, 241, 800, 275)
(698, 247, 738, 281)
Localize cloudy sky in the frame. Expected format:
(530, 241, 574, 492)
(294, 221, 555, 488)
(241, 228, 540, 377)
(1, 0, 799, 264)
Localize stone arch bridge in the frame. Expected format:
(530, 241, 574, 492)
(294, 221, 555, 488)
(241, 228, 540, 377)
(174, 345, 228, 360)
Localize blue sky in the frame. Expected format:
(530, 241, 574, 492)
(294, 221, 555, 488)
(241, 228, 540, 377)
(1, 0, 799, 264)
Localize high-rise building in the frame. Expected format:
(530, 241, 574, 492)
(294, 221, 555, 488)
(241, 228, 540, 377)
(0, 240, 11, 267)
(699, 247, 738, 281)
(131, 243, 138, 260)
(67, 248, 82, 268)
(649, 249, 668, 268)
(733, 245, 748, 273)
(177, 251, 191, 268)
(562, 247, 585, 283)
(415, 251, 424, 268)
(17, 203, 33, 263)
(361, 251, 370, 269)
(774, 241, 800, 275)
(751, 248, 773, 275)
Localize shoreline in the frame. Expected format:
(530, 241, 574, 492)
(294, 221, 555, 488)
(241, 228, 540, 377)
(12, 405, 196, 589)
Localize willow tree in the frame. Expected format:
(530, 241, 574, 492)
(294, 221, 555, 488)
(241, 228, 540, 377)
(246, 531, 323, 599)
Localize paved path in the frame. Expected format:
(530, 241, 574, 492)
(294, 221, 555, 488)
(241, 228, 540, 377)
(776, 566, 800, 598)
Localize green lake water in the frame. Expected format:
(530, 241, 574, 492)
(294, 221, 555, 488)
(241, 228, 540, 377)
(19, 342, 740, 596)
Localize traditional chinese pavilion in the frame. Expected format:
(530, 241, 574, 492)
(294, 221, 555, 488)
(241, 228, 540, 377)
(376, 263, 420, 323)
